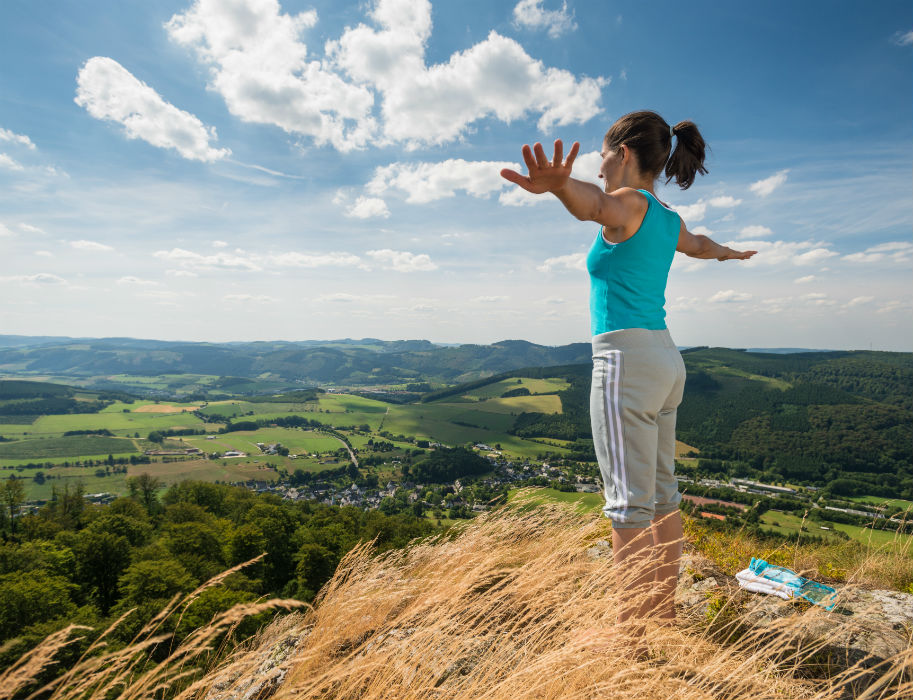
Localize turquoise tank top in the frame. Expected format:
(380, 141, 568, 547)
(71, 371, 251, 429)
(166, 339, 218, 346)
(586, 189, 680, 335)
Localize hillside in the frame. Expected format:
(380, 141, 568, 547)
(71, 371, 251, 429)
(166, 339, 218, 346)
(4, 497, 910, 700)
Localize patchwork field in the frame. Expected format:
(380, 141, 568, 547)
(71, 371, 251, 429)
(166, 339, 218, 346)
(460, 377, 570, 400)
(0, 435, 140, 462)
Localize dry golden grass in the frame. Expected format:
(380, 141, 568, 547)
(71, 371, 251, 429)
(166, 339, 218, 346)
(4, 491, 911, 700)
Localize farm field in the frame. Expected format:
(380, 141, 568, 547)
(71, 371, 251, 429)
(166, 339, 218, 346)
(182, 428, 345, 456)
(23, 411, 205, 438)
(507, 487, 603, 513)
(0, 435, 140, 463)
(460, 377, 570, 400)
(847, 496, 913, 512)
(760, 511, 913, 553)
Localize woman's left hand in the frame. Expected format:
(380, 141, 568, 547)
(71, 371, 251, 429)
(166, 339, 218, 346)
(500, 139, 580, 195)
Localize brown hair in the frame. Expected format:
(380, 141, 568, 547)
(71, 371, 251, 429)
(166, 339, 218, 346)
(604, 110, 708, 189)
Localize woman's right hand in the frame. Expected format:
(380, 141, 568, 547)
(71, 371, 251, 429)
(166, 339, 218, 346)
(500, 139, 580, 195)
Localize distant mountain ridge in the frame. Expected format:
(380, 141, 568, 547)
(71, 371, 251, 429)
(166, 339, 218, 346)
(0, 335, 593, 386)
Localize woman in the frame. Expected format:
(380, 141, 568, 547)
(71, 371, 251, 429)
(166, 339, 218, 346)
(500, 111, 756, 638)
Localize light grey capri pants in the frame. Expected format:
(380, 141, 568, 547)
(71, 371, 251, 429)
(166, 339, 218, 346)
(590, 328, 687, 528)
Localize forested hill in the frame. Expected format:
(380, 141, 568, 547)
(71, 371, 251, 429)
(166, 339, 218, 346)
(0, 335, 591, 386)
(435, 348, 912, 497)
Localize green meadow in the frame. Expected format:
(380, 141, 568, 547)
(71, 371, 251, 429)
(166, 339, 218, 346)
(760, 511, 913, 552)
(460, 377, 570, 400)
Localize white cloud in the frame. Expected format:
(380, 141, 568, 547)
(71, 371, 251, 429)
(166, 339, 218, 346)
(1, 273, 67, 285)
(366, 249, 437, 272)
(892, 30, 913, 46)
(75, 56, 230, 162)
(513, 0, 577, 39)
(268, 251, 366, 268)
(499, 186, 549, 207)
(117, 276, 159, 286)
(224, 293, 278, 303)
(749, 169, 789, 197)
(738, 225, 773, 239)
(345, 195, 390, 219)
(707, 195, 742, 208)
(708, 290, 752, 303)
(212, 240, 228, 248)
(691, 226, 713, 237)
(843, 241, 913, 264)
(846, 296, 874, 307)
(19, 223, 45, 235)
(0, 153, 24, 171)
(794, 275, 816, 284)
(472, 295, 508, 303)
(167, 0, 606, 151)
(571, 150, 603, 185)
(0, 223, 14, 237)
(537, 252, 586, 272)
(724, 239, 837, 267)
(672, 201, 706, 223)
(0, 127, 36, 150)
(368, 159, 517, 203)
(165, 269, 198, 277)
(327, 0, 607, 148)
(35, 251, 53, 257)
(154, 247, 262, 270)
(70, 239, 114, 252)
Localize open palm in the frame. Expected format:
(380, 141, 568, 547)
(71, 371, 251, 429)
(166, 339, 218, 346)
(500, 139, 580, 194)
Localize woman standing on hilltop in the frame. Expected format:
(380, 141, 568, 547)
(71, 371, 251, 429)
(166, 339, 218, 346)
(500, 111, 756, 642)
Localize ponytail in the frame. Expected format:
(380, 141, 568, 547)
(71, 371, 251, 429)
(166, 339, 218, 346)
(665, 121, 708, 190)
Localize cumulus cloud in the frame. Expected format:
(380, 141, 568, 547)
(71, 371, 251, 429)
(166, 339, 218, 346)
(571, 150, 604, 185)
(708, 290, 752, 303)
(843, 241, 913, 264)
(366, 248, 437, 272)
(212, 240, 228, 248)
(846, 296, 874, 307)
(70, 240, 114, 252)
(794, 275, 816, 284)
(738, 225, 773, 239)
(0, 127, 36, 149)
(75, 56, 230, 162)
(0, 153, 24, 171)
(724, 239, 837, 267)
(691, 226, 713, 236)
(167, 0, 606, 151)
(333, 191, 390, 219)
(707, 195, 742, 208)
(673, 201, 706, 223)
(154, 246, 367, 272)
(892, 30, 913, 46)
(537, 252, 586, 272)
(1, 273, 67, 285)
(368, 159, 517, 203)
(154, 247, 262, 270)
(165, 269, 198, 277)
(749, 169, 789, 197)
(513, 0, 577, 38)
(672, 194, 743, 225)
(499, 186, 549, 207)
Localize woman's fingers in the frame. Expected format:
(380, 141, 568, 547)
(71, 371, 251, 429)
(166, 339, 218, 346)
(500, 168, 534, 191)
(521, 144, 537, 172)
(565, 141, 580, 168)
(533, 142, 550, 169)
(553, 139, 563, 166)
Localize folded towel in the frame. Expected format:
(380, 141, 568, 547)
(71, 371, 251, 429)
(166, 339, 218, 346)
(735, 568, 794, 594)
(736, 576, 793, 600)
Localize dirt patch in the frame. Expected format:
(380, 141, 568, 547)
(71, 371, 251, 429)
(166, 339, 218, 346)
(134, 404, 201, 414)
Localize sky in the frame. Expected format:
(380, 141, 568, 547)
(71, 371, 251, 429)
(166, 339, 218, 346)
(0, 0, 911, 351)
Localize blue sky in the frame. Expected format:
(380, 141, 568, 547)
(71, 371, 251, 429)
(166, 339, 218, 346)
(1, 0, 910, 350)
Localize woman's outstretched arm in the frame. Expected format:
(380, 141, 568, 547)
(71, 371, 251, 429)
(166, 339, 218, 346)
(500, 140, 632, 228)
(676, 220, 757, 261)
